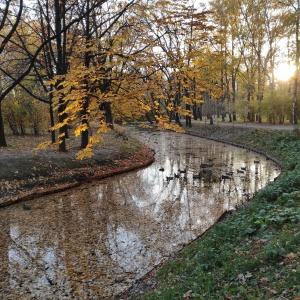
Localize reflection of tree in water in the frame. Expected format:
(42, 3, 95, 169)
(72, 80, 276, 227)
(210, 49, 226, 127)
(3, 203, 71, 299)
(0, 215, 10, 295)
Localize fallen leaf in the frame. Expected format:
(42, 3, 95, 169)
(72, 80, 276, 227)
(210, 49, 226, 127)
(183, 290, 193, 298)
(286, 253, 297, 260)
(260, 277, 269, 285)
(237, 273, 245, 283)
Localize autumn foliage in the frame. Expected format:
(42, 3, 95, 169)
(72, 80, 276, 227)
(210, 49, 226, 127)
(1, 0, 300, 154)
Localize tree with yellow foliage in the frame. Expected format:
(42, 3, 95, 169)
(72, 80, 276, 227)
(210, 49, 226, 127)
(45, 0, 221, 157)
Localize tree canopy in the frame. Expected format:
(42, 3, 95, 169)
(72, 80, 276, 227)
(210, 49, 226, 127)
(0, 0, 299, 155)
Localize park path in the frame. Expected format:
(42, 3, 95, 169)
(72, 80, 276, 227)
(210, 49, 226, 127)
(194, 120, 295, 131)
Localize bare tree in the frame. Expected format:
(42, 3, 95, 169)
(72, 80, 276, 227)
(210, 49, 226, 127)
(0, 0, 23, 146)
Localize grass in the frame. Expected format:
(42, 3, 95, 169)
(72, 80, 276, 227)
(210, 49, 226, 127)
(138, 124, 300, 300)
(101, 130, 141, 156)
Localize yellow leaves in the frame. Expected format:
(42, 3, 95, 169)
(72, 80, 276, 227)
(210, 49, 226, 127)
(156, 0, 172, 6)
(47, 78, 57, 86)
(155, 115, 185, 133)
(166, 123, 185, 133)
(140, 123, 153, 129)
(183, 95, 193, 105)
(97, 122, 111, 134)
(76, 135, 103, 160)
(51, 119, 69, 131)
(40, 0, 219, 159)
(283, 252, 298, 264)
(154, 100, 160, 108)
(60, 100, 82, 115)
(195, 98, 205, 104)
(166, 103, 174, 111)
(76, 146, 93, 160)
(35, 140, 52, 150)
(141, 103, 151, 112)
(57, 133, 66, 144)
(89, 135, 103, 145)
(177, 106, 191, 117)
(74, 124, 89, 137)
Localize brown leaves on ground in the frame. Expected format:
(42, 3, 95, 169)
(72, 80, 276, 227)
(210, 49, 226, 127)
(0, 132, 154, 208)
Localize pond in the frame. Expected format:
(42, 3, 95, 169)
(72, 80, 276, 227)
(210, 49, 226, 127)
(0, 130, 280, 299)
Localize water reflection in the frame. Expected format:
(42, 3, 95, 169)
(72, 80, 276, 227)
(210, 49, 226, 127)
(0, 131, 280, 299)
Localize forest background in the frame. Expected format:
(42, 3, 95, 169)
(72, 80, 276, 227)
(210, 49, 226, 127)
(0, 0, 300, 158)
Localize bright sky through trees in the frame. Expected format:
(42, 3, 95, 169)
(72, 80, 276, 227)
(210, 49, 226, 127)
(275, 63, 296, 81)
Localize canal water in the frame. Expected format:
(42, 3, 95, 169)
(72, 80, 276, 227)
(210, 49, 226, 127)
(0, 130, 280, 299)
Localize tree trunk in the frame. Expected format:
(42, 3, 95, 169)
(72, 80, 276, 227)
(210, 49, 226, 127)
(55, 0, 67, 152)
(185, 104, 192, 128)
(292, 6, 299, 125)
(81, 128, 89, 148)
(198, 105, 203, 121)
(0, 102, 7, 147)
(103, 101, 114, 128)
(81, 101, 89, 149)
(58, 102, 67, 152)
(80, 0, 91, 149)
(193, 103, 198, 120)
(146, 112, 154, 125)
(49, 102, 56, 143)
(222, 112, 226, 122)
(175, 112, 182, 126)
(174, 79, 182, 126)
(233, 112, 237, 121)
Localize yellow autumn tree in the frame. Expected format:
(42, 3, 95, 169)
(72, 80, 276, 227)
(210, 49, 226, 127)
(45, 0, 220, 158)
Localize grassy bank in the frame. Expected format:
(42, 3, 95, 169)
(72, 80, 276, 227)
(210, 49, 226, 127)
(136, 125, 300, 300)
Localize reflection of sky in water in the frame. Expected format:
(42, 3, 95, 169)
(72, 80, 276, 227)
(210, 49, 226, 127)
(131, 131, 280, 214)
(0, 131, 280, 299)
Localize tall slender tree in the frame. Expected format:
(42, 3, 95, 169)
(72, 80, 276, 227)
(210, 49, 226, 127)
(0, 0, 23, 146)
